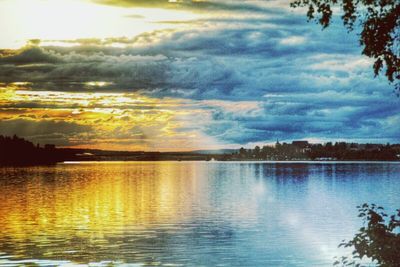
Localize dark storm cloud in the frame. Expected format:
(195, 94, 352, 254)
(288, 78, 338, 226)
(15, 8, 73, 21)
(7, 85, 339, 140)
(197, 86, 400, 144)
(0, 17, 360, 95)
(0, 47, 169, 89)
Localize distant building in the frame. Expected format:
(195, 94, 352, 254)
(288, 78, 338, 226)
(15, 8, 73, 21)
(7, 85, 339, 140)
(292, 141, 310, 153)
(292, 141, 309, 148)
(349, 143, 360, 151)
(365, 144, 382, 151)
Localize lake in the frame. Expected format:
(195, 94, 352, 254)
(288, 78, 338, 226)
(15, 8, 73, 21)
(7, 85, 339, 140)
(0, 161, 399, 266)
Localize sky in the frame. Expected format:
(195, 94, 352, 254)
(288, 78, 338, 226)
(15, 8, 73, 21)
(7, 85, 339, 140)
(0, 0, 399, 151)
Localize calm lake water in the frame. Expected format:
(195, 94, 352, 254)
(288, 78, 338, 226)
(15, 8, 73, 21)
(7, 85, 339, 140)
(0, 161, 399, 266)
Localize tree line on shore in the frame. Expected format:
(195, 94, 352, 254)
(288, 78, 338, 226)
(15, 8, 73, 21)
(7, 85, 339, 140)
(0, 135, 66, 165)
(231, 141, 400, 161)
(1, 135, 399, 165)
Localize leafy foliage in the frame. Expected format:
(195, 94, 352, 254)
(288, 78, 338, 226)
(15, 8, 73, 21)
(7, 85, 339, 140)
(334, 204, 400, 266)
(291, 0, 400, 94)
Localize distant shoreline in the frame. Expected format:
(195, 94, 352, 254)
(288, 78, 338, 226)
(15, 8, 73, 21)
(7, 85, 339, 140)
(59, 160, 400, 163)
(2, 135, 400, 166)
(2, 159, 399, 167)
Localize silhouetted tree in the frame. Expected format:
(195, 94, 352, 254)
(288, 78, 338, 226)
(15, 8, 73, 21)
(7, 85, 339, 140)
(254, 146, 261, 159)
(334, 204, 400, 266)
(0, 135, 65, 165)
(291, 0, 400, 94)
(239, 147, 246, 159)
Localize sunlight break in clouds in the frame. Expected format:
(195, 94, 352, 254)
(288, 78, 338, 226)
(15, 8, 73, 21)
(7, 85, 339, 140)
(0, 85, 225, 151)
(0, 0, 199, 49)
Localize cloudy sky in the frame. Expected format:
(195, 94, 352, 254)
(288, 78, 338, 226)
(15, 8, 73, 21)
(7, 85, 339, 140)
(0, 0, 398, 151)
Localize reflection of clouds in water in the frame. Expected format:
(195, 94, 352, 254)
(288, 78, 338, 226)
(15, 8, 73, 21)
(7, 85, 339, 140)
(256, 162, 400, 263)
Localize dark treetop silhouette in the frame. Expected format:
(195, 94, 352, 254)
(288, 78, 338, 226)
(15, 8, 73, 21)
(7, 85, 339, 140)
(291, 0, 400, 94)
(334, 204, 400, 267)
(0, 135, 66, 165)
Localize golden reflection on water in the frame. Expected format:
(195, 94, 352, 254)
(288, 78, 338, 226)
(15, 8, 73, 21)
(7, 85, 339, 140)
(0, 162, 217, 264)
(0, 163, 201, 238)
(0, 162, 265, 265)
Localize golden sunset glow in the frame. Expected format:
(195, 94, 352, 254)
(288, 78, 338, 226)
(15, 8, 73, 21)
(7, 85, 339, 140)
(0, 83, 224, 151)
(0, 0, 224, 151)
(0, 0, 199, 49)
